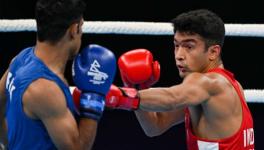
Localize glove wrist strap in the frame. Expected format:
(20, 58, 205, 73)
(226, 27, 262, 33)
(79, 93, 105, 121)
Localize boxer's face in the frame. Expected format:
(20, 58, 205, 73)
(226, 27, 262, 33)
(173, 32, 210, 78)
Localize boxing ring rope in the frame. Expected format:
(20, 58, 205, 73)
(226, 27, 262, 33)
(1, 19, 264, 37)
(1, 19, 264, 103)
(68, 87, 264, 104)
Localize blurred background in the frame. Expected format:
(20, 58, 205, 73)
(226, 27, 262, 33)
(0, 0, 264, 149)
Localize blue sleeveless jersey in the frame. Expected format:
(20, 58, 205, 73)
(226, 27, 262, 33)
(5, 47, 79, 150)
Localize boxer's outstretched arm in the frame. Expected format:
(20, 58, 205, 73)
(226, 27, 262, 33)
(134, 73, 217, 136)
(0, 69, 8, 146)
(138, 72, 212, 111)
(23, 78, 96, 150)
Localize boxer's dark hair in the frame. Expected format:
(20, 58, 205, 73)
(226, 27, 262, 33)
(171, 9, 225, 49)
(36, 0, 86, 43)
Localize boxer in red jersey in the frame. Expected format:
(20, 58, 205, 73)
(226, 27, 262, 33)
(105, 9, 255, 150)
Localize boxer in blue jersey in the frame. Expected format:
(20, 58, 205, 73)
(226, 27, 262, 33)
(0, 0, 116, 149)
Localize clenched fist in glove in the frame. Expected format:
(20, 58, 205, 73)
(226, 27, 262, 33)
(118, 49, 160, 89)
(72, 44, 116, 121)
(105, 49, 161, 110)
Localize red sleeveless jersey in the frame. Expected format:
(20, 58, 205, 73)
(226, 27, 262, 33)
(185, 68, 254, 150)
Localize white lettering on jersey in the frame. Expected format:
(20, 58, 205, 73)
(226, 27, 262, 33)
(87, 60, 108, 85)
(197, 140, 219, 150)
(6, 72, 16, 101)
(244, 128, 254, 147)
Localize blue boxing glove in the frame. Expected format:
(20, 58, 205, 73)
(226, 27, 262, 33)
(72, 44, 116, 121)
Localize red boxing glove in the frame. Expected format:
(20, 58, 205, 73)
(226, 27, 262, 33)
(105, 85, 139, 110)
(72, 87, 81, 110)
(118, 49, 160, 89)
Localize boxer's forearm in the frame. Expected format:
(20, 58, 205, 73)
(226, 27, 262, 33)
(138, 87, 183, 111)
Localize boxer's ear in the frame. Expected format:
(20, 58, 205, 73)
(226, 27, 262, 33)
(208, 45, 221, 61)
(69, 23, 80, 39)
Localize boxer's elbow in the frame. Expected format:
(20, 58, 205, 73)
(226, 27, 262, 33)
(143, 127, 164, 137)
(140, 118, 167, 137)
